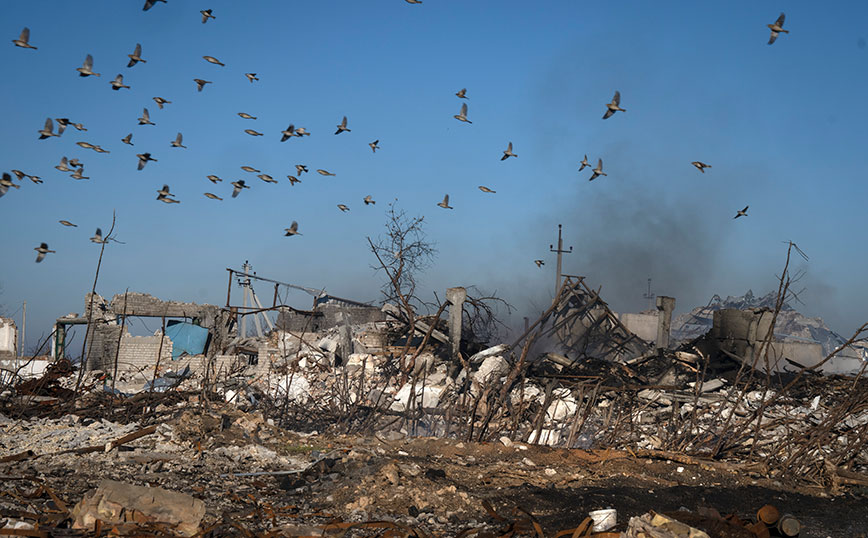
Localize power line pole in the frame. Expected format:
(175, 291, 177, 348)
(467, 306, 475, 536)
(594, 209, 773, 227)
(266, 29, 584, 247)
(643, 278, 655, 311)
(549, 224, 572, 295)
(20, 301, 26, 358)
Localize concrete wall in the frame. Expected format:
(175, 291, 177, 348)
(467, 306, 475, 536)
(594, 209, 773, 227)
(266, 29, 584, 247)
(619, 313, 658, 344)
(276, 304, 385, 333)
(709, 308, 867, 374)
(320, 304, 385, 328)
(0, 357, 50, 379)
(0, 317, 17, 360)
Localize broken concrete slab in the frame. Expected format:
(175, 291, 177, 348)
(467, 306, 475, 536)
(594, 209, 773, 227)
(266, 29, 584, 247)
(71, 479, 205, 536)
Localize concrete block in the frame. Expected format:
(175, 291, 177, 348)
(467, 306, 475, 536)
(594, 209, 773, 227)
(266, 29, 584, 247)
(71, 480, 205, 536)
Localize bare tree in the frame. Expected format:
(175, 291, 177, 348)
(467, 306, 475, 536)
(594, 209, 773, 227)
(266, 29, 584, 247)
(368, 201, 436, 310)
(367, 201, 437, 371)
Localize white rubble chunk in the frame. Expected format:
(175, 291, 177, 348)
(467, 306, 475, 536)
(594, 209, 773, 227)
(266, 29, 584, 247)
(390, 384, 442, 411)
(546, 388, 577, 421)
(274, 375, 311, 403)
(468, 344, 509, 365)
(473, 355, 509, 384)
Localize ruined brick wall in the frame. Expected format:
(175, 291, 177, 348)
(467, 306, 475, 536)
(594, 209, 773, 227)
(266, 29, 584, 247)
(86, 327, 172, 373)
(108, 292, 211, 319)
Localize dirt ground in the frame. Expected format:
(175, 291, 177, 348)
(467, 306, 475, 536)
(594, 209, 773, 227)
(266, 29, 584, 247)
(3, 404, 867, 537)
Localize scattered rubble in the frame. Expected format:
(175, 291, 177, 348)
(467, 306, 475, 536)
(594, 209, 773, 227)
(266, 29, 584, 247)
(1, 269, 866, 536)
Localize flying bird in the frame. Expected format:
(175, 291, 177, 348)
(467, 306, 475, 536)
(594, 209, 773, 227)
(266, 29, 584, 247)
(602, 91, 625, 119)
(258, 174, 277, 183)
(143, 0, 167, 10)
(68, 158, 83, 168)
(245, 73, 259, 83)
(240, 166, 260, 173)
(56, 119, 86, 132)
(25, 174, 42, 184)
(284, 221, 301, 236)
(70, 167, 89, 180)
(579, 155, 591, 171)
(238, 112, 257, 119)
(136, 152, 157, 170)
(691, 161, 711, 173)
(59, 220, 77, 227)
(534, 260, 544, 268)
(734, 206, 749, 219)
(363, 195, 375, 205)
(38, 118, 59, 139)
(335, 116, 350, 135)
(207, 175, 222, 183)
(12, 27, 37, 50)
(337, 204, 349, 212)
(287, 175, 300, 185)
(152, 97, 171, 109)
(194, 78, 211, 91)
(501, 142, 517, 160)
(437, 194, 453, 209)
(34, 243, 55, 263)
(317, 169, 335, 176)
(110, 74, 130, 90)
(94, 145, 109, 154)
(406, 0, 422, 3)
(171, 133, 186, 148)
(138, 108, 155, 125)
(244, 129, 264, 136)
(11, 170, 26, 182)
(768, 13, 788, 45)
(231, 180, 249, 198)
(204, 192, 222, 200)
(127, 43, 145, 67)
(589, 159, 607, 181)
(76, 54, 100, 77)
(478, 186, 496, 193)
(76, 141, 96, 150)
(454, 102, 471, 123)
(0, 173, 20, 190)
(55, 157, 72, 172)
(200, 9, 215, 23)
(90, 228, 104, 243)
(369, 140, 380, 153)
(55, 118, 71, 135)
(296, 164, 309, 175)
(203, 55, 225, 66)
(294, 127, 310, 137)
(121, 133, 133, 145)
(455, 88, 467, 99)
(280, 124, 297, 141)
(157, 184, 179, 203)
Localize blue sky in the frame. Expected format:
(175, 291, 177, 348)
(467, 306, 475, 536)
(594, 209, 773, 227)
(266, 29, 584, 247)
(1, 1, 867, 350)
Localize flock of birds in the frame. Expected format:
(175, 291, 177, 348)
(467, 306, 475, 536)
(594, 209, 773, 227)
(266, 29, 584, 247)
(6, 4, 790, 263)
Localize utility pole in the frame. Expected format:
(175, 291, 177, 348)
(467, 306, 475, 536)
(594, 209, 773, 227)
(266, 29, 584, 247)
(643, 278, 655, 311)
(20, 301, 26, 358)
(549, 224, 572, 295)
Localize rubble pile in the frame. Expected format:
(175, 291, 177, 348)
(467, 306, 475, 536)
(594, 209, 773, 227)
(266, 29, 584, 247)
(1, 277, 867, 536)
